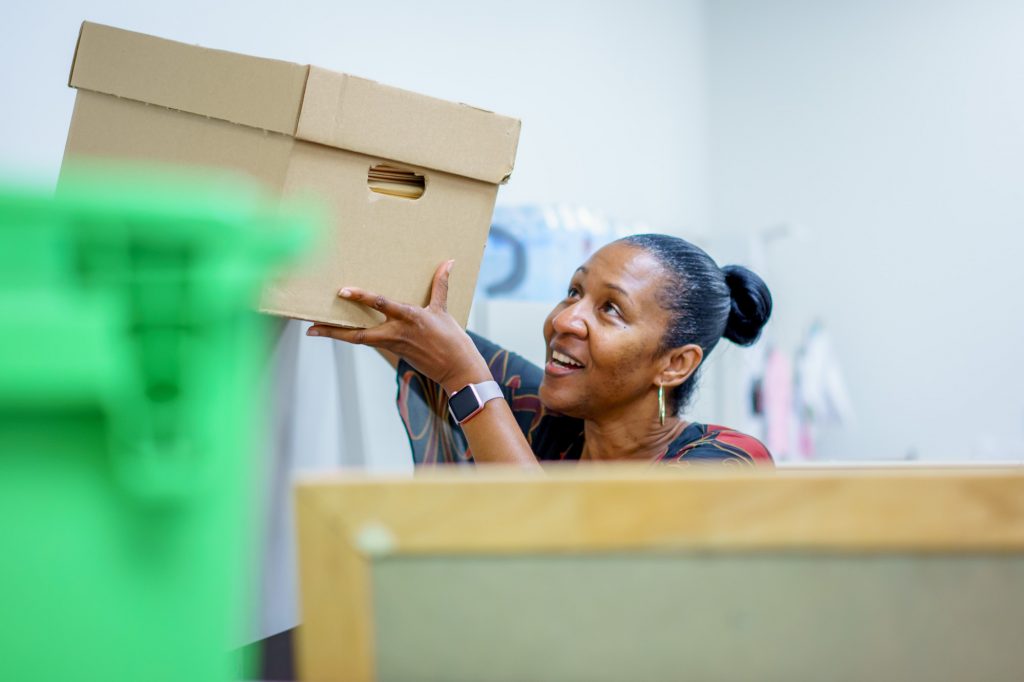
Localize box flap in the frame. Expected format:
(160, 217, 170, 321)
(69, 22, 308, 136)
(296, 67, 521, 185)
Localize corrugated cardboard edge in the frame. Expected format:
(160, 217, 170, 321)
(67, 22, 86, 88)
(257, 306, 384, 331)
(499, 117, 522, 184)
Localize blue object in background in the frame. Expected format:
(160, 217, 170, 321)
(478, 205, 646, 302)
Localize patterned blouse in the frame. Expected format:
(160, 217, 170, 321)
(396, 332, 773, 467)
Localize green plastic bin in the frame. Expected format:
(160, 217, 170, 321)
(0, 166, 311, 681)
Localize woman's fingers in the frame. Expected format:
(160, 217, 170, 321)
(334, 262, 451, 317)
(306, 323, 389, 346)
(337, 286, 412, 320)
(310, 264, 452, 348)
(429, 259, 454, 312)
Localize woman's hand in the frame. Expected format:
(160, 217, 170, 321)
(306, 260, 492, 394)
(309, 259, 541, 468)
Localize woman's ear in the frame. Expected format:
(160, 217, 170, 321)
(657, 344, 703, 389)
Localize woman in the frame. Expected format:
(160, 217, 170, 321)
(307, 234, 773, 467)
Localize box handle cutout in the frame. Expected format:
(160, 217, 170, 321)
(368, 164, 425, 200)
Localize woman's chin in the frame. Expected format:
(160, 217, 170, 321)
(539, 382, 584, 418)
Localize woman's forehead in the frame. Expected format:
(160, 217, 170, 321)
(581, 242, 667, 288)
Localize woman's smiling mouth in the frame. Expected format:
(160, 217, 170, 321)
(546, 348, 586, 376)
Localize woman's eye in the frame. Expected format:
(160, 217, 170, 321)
(566, 286, 580, 299)
(601, 302, 622, 318)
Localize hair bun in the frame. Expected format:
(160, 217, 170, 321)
(721, 265, 772, 346)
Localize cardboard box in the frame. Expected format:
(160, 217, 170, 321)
(61, 22, 521, 328)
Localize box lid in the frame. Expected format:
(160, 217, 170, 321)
(296, 67, 520, 184)
(69, 22, 308, 136)
(69, 22, 520, 184)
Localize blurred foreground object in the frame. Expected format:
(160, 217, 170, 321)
(0, 167, 311, 681)
(296, 466, 1024, 682)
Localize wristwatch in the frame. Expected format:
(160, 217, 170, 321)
(448, 380, 503, 425)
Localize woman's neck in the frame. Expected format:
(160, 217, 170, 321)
(580, 406, 688, 462)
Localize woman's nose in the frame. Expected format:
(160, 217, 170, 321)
(551, 301, 587, 337)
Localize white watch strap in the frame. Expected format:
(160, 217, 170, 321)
(473, 380, 503, 404)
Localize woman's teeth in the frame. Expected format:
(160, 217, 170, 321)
(552, 350, 583, 368)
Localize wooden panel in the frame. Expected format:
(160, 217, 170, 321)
(294, 488, 374, 682)
(299, 467, 1024, 554)
(293, 467, 1024, 681)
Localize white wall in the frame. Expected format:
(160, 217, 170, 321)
(707, 0, 1024, 461)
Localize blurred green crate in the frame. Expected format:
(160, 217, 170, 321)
(0, 166, 311, 681)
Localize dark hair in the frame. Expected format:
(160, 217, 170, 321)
(620, 234, 772, 413)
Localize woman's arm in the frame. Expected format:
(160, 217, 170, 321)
(307, 260, 541, 468)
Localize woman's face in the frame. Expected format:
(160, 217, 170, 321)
(539, 242, 675, 419)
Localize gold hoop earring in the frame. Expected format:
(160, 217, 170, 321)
(658, 384, 666, 426)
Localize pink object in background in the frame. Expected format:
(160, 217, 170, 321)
(763, 348, 793, 458)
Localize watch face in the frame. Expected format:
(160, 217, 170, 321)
(448, 386, 480, 422)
